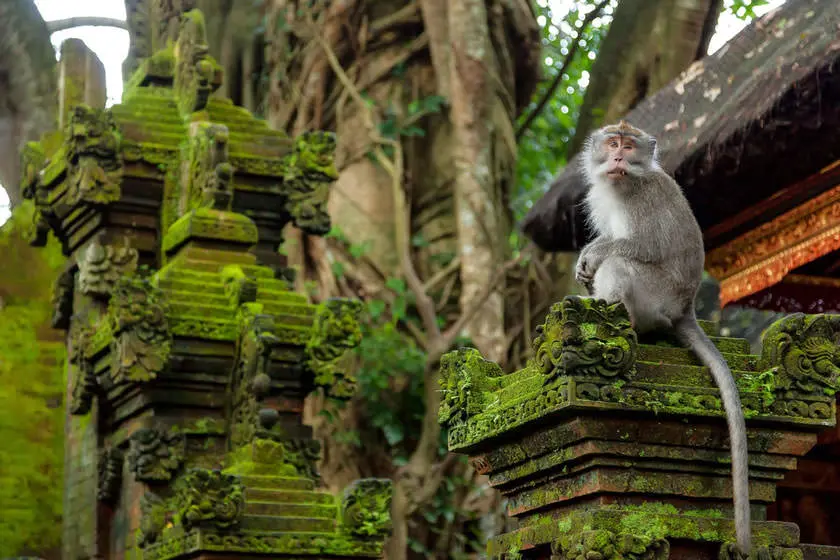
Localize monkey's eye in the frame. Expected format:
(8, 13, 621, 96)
(609, 140, 619, 148)
(622, 144, 633, 151)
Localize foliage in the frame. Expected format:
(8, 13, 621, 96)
(0, 203, 66, 555)
(513, 0, 617, 223)
(513, 0, 769, 226)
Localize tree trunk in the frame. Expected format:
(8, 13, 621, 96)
(264, 1, 540, 557)
(568, 0, 722, 156)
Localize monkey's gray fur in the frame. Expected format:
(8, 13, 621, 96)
(575, 121, 751, 556)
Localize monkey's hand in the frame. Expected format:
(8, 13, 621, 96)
(575, 250, 597, 292)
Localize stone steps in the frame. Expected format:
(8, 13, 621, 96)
(639, 335, 751, 355)
(245, 501, 337, 518)
(244, 488, 335, 505)
(241, 475, 315, 491)
(241, 514, 336, 532)
(633, 361, 761, 389)
(637, 344, 758, 371)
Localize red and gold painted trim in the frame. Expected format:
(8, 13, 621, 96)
(706, 177, 840, 306)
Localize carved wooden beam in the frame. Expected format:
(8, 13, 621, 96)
(706, 168, 840, 306)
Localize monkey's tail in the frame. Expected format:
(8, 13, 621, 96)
(674, 314, 751, 556)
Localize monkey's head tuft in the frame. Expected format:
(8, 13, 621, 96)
(582, 122, 659, 187)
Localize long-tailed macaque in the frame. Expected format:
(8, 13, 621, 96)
(576, 121, 751, 556)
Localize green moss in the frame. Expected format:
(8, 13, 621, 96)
(223, 439, 298, 477)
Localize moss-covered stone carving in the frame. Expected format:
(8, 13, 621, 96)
(69, 326, 98, 415)
(26, 3, 386, 557)
(283, 131, 338, 235)
(438, 295, 840, 559)
(65, 105, 124, 206)
(127, 426, 185, 482)
(186, 122, 233, 212)
(759, 313, 840, 398)
(438, 347, 501, 428)
(173, 10, 222, 117)
(97, 447, 124, 504)
(139, 492, 172, 545)
(174, 468, 244, 531)
(229, 315, 279, 446)
(78, 233, 139, 297)
(306, 298, 364, 400)
(51, 265, 75, 330)
(340, 479, 394, 539)
(283, 438, 322, 481)
(108, 272, 171, 383)
(533, 296, 637, 382)
(550, 529, 670, 560)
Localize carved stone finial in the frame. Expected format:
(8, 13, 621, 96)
(108, 272, 172, 383)
(173, 10, 221, 116)
(340, 478, 394, 539)
(305, 298, 364, 400)
(532, 295, 638, 383)
(65, 105, 123, 206)
(127, 426, 185, 482)
(438, 347, 502, 428)
(759, 313, 840, 396)
(283, 131, 338, 236)
(174, 468, 244, 531)
(78, 233, 139, 297)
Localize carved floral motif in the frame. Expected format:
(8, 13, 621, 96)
(108, 272, 172, 383)
(64, 105, 124, 206)
(340, 478, 394, 539)
(127, 426, 185, 482)
(551, 529, 670, 560)
(706, 183, 840, 305)
(78, 233, 139, 297)
(533, 296, 637, 382)
(174, 468, 244, 531)
(759, 313, 840, 398)
(305, 298, 364, 400)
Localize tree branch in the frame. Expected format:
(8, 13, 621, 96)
(47, 17, 128, 33)
(515, 0, 610, 141)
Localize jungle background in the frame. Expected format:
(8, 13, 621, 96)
(0, 0, 786, 557)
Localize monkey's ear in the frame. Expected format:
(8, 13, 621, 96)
(648, 136, 657, 151)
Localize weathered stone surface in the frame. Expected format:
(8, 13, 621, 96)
(439, 296, 840, 559)
(23, 4, 386, 558)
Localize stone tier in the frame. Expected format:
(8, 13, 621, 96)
(439, 297, 840, 559)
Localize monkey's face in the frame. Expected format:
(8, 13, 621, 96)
(585, 122, 658, 185)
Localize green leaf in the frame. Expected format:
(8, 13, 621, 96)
(385, 277, 406, 294)
(331, 261, 345, 278)
(383, 423, 404, 445)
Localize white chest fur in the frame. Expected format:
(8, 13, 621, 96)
(585, 184, 630, 239)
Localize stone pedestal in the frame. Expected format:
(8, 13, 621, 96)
(23, 6, 389, 560)
(439, 297, 840, 559)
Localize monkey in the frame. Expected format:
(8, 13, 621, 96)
(574, 121, 751, 556)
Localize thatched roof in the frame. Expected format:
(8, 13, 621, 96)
(523, 0, 840, 252)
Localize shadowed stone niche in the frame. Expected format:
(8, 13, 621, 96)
(438, 296, 840, 560)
